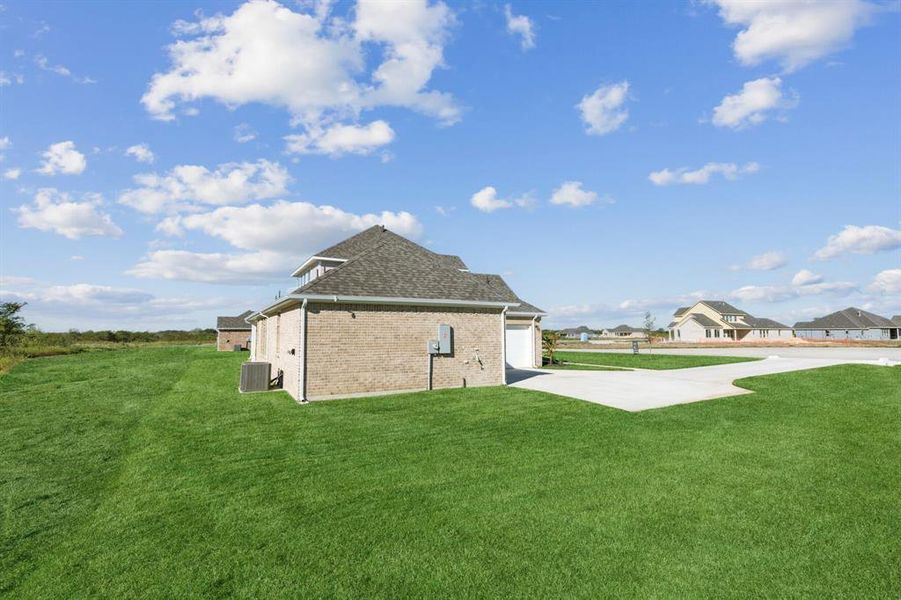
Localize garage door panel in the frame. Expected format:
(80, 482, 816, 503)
(505, 325, 532, 368)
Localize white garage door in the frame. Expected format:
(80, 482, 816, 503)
(505, 325, 533, 369)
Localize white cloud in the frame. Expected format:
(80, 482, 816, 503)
(34, 54, 70, 77)
(549, 181, 601, 208)
(711, 77, 797, 129)
(133, 200, 423, 283)
(730, 280, 856, 303)
(125, 143, 155, 164)
(867, 269, 901, 295)
(37, 141, 87, 175)
(0, 71, 25, 86)
(0, 136, 10, 151)
(707, 0, 877, 72)
(813, 225, 901, 260)
(284, 120, 395, 156)
(434, 205, 455, 217)
(729, 250, 787, 272)
(142, 0, 459, 132)
(15, 188, 123, 240)
(504, 4, 535, 50)
(3, 168, 20, 180)
(577, 81, 630, 136)
(34, 54, 95, 84)
(0, 277, 239, 330)
(234, 123, 257, 143)
(791, 269, 824, 286)
(118, 159, 290, 214)
(470, 186, 532, 213)
(649, 161, 759, 185)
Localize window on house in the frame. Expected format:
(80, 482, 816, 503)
(714, 330, 720, 338)
(705, 329, 711, 338)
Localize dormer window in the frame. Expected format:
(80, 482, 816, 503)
(292, 256, 348, 286)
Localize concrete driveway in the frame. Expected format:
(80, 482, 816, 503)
(508, 353, 898, 412)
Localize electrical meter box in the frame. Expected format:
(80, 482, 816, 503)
(438, 324, 452, 354)
(427, 339, 440, 355)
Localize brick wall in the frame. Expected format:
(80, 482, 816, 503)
(217, 329, 251, 351)
(304, 303, 504, 399)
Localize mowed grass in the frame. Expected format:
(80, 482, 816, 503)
(555, 350, 759, 370)
(1, 347, 899, 598)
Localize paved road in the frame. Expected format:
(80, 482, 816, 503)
(508, 354, 898, 412)
(569, 346, 901, 361)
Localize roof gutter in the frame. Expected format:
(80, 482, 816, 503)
(252, 293, 520, 316)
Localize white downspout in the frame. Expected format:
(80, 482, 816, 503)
(501, 306, 508, 385)
(531, 315, 539, 368)
(298, 299, 308, 403)
(250, 323, 257, 361)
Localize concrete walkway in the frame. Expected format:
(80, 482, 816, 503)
(508, 354, 898, 412)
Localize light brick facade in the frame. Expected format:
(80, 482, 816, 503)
(217, 329, 251, 351)
(253, 302, 506, 401)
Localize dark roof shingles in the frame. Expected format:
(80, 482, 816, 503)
(217, 310, 253, 330)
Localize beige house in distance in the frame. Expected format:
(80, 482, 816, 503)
(247, 226, 545, 402)
(668, 301, 792, 342)
(216, 310, 253, 351)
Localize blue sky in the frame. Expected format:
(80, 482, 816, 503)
(1, 0, 899, 331)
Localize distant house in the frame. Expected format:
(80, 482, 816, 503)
(216, 310, 253, 351)
(668, 300, 792, 342)
(560, 325, 597, 340)
(601, 325, 645, 338)
(794, 307, 899, 341)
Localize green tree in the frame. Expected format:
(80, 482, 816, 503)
(643, 311, 656, 350)
(542, 330, 561, 365)
(0, 302, 29, 348)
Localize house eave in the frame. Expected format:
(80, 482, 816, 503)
(289, 256, 348, 278)
(252, 293, 521, 316)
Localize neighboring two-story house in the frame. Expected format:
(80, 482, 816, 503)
(668, 301, 792, 342)
(246, 226, 545, 402)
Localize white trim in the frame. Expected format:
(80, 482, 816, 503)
(501, 306, 508, 385)
(298, 298, 308, 403)
(507, 311, 547, 317)
(253, 293, 519, 316)
(290, 255, 347, 278)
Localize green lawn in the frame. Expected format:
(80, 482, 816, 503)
(1, 347, 898, 597)
(555, 350, 759, 370)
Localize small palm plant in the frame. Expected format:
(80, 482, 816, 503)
(542, 330, 561, 366)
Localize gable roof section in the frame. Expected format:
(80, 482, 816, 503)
(217, 310, 253, 330)
(700, 300, 749, 316)
(673, 306, 689, 317)
(610, 324, 642, 333)
(685, 313, 722, 328)
(745, 316, 790, 329)
(793, 307, 895, 330)
(290, 230, 515, 305)
(892, 315, 901, 326)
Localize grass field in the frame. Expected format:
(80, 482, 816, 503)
(1, 347, 899, 597)
(555, 351, 759, 370)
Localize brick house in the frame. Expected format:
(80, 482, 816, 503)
(247, 226, 545, 401)
(216, 310, 253, 351)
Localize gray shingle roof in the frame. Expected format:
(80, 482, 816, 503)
(290, 228, 539, 310)
(792, 307, 895, 330)
(700, 300, 749, 316)
(673, 306, 690, 317)
(610, 324, 642, 333)
(312, 225, 389, 260)
(217, 310, 253, 330)
(892, 315, 901, 326)
(744, 316, 790, 329)
(477, 273, 545, 314)
(686, 313, 722, 328)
